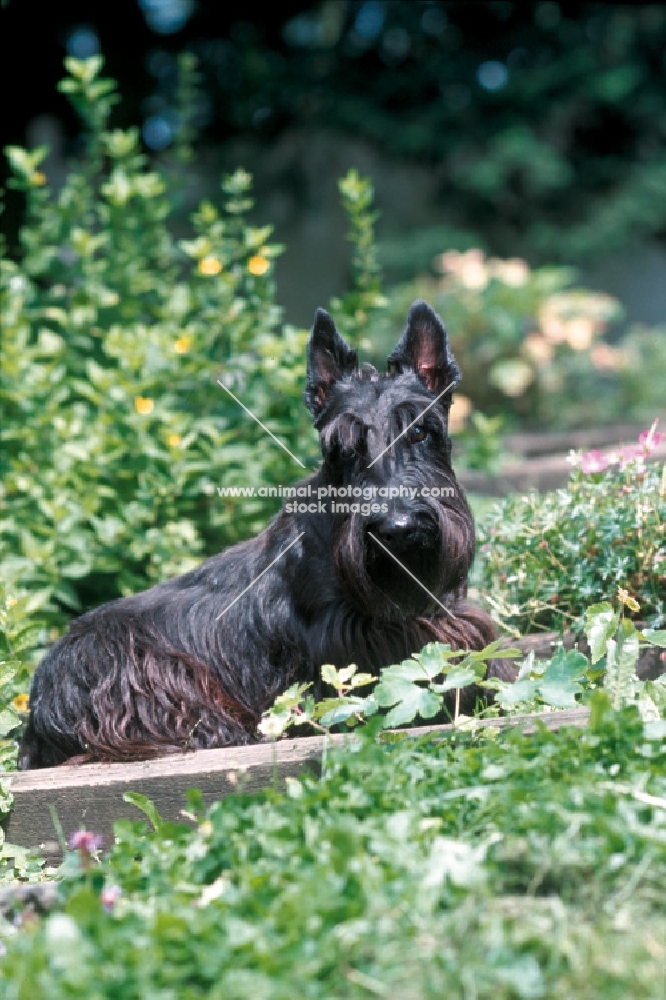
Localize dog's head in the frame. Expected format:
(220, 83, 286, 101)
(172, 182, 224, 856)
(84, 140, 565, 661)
(304, 301, 474, 618)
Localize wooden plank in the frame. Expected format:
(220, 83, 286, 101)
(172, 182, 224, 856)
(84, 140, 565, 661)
(1, 709, 589, 862)
(3, 737, 329, 862)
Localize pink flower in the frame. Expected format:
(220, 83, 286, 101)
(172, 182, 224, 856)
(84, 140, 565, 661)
(619, 444, 645, 469)
(100, 885, 122, 912)
(580, 450, 610, 474)
(68, 829, 103, 855)
(638, 426, 663, 453)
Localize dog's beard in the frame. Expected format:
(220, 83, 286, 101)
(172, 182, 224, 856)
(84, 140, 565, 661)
(333, 504, 474, 619)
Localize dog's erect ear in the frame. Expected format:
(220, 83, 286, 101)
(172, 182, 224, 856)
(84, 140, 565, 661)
(304, 308, 358, 418)
(387, 300, 460, 396)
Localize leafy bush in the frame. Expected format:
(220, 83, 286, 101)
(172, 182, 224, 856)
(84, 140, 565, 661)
(1, 703, 665, 997)
(1, 57, 295, 622)
(0, 583, 44, 771)
(478, 428, 666, 634)
(0, 57, 383, 637)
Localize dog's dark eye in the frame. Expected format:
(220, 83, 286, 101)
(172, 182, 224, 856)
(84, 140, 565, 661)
(409, 425, 428, 444)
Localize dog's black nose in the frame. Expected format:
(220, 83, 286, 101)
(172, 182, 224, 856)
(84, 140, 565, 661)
(368, 514, 420, 548)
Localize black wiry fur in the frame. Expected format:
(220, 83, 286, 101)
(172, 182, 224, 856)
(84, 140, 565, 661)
(20, 300, 515, 769)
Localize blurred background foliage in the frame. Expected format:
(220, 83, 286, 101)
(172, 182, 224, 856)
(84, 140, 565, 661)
(365, 250, 666, 434)
(3, 3, 666, 281)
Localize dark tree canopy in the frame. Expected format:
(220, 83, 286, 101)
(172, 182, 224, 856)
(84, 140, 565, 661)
(2, 2, 666, 262)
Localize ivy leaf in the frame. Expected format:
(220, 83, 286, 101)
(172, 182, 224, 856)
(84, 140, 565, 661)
(378, 659, 428, 682)
(318, 696, 377, 727)
(413, 643, 457, 678)
(377, 680, 442, 728)
(537, 648, 588, 708)
(585, 602, 620, 663)
(432, 667, 477, 692)
(494, 679, 538, 708)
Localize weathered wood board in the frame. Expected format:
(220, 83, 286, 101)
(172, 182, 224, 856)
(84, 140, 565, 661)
(2, 709, 590, 862)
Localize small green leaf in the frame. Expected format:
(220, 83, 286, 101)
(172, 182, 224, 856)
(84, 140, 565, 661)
(432, 667, 477, 691)
(642, 629, 666, 647)
(495, 679, 538, 707)
(321, 663, 340, 687)
(465, 640, 523, 662)
(0, 777, 13, 816)
(123, 792, 163, 831)
(336, 664, 358, 685)
(379, 659, 431, 683)
(537, 648, 588, 708)
(0, 708, 20, 738)
(585, 602, 620, 663)
(380, 685, 442, 728)
(318, 697, 372, 727)
(414, 643, 457, 678)
(349, 672, 375, 689)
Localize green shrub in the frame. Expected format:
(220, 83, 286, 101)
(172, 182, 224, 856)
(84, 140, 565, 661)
(477, 429, 666, 634)
(1, 58, 293, 619)
(0, 57, 383, 635)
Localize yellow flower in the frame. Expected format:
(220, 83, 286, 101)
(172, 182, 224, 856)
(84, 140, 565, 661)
(198, 256, 222, 276)
(174, 335, 191, 354)
(135, 396, 154, 415)
(168, 433, 181, 447)
(617, 588, 640, 613)
(6, 597, 18, 608)
(12, 693, 29, 713)
(31, 171, 47, 186)
(247, 254, 270, 276)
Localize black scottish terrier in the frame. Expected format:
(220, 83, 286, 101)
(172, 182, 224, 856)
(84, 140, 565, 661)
(20, 300, 514, 769)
